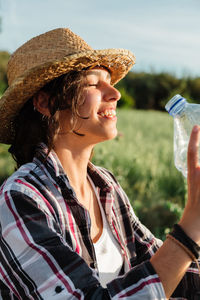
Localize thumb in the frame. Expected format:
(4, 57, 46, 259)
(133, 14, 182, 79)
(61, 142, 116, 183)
(187, 125, 200, 175)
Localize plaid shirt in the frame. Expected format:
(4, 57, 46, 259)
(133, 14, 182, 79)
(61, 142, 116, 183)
(0, 143, 199, 299)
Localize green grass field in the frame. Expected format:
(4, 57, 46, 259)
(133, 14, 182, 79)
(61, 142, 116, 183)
(0, 109, 186, 239)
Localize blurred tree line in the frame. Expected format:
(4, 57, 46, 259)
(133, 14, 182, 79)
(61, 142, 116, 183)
(116, 71, 200, 109)
(1, 50, 200, 107)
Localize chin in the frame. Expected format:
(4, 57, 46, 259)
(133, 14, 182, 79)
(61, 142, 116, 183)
(101, 129, 118, 141)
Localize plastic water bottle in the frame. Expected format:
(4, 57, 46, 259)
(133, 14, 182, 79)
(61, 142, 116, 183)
(165, 94, 200, 178)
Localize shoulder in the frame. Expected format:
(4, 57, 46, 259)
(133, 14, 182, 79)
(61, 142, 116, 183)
(95, 165, 119, 185)
(0, 162, 40, 195)
(0, 162, 42, 224)
(92, 164, 127, 194)
(0, 161, 58, 221)
(92, 164, 131, 206)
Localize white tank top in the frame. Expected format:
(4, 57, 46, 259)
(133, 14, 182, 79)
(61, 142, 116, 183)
(89, 177, 124, 288)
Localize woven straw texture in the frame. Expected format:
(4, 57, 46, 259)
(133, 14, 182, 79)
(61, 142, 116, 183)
(0, 28, 135, 144)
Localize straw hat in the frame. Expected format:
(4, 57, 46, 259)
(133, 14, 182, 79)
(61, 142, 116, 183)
(0, 28, 136, 144)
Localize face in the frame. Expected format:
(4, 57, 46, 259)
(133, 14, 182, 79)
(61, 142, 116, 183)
(58, 67, 121, 145)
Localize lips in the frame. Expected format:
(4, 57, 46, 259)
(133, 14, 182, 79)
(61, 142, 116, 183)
(98, 109, 116, 118)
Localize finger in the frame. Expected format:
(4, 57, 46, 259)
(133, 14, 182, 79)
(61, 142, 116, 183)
(188, 125, 200, 171)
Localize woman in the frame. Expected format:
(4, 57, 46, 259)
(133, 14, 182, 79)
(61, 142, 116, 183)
(0, 28, 200, 299)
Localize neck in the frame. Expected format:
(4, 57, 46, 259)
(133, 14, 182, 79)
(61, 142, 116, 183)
(53, 134, 103, 242)
(54, 136, 94, 194)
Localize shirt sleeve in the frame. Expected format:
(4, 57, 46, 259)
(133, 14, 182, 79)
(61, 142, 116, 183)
(0, 180, 167, 299)
(120, 183, 200, 299)
(100, 167, 200, 299)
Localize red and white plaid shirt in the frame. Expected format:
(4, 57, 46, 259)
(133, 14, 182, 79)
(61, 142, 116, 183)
(0, 143, 199, 299)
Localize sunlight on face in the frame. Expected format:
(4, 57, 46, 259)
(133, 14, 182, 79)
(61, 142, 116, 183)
(85, 66, 112, 86)
(56, 66, 120, 146)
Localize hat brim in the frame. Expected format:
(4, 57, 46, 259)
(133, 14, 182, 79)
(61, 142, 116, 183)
(0, 48, 135, 144)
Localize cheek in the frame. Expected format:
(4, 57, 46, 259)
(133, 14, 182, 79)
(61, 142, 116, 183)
(79, 91, 101, 114)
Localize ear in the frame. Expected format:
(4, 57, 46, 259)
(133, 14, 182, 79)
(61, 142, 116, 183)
(33, 91, 51, 116)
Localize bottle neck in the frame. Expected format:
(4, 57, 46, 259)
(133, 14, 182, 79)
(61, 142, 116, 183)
(166, 96, 187, 117)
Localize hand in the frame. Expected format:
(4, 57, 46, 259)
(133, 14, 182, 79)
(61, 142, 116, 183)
(179, 125, 200, 244)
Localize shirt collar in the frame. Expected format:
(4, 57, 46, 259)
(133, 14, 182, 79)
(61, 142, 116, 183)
(34, 143, 115, 220)
(34, 143, 66, 177)
(34, 143, 113, 192)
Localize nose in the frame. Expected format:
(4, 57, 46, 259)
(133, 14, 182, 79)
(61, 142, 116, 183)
(103, 83, 121, 102)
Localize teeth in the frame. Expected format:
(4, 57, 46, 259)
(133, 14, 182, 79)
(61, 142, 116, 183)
(100, 110, 116, 117)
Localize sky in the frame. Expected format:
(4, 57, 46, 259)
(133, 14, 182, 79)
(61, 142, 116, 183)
(1, 0, 200, 77)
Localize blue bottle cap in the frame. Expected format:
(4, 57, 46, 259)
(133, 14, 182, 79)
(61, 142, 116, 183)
(165, 94, 186, 117)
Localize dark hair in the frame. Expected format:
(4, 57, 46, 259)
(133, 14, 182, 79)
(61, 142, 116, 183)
(9, 70, 88, 168)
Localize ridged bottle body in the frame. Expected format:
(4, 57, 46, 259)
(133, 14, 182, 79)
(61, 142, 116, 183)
(165, 95, 200, 177)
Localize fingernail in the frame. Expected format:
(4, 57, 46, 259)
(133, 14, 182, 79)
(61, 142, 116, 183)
(193, 125, 200, 132)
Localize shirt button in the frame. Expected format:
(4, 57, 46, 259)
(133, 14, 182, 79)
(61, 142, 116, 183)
(55, 286, 64, 294)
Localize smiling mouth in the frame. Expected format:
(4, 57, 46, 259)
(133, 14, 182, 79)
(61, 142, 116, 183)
(98, 109, 116, 118)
